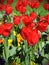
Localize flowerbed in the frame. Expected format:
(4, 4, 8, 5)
(0, 0, 49, 65)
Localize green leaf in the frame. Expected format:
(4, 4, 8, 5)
(23, 40, 30, 65)
(42, 58, 49, 65)
(9, 46, 16, 56)
(3, 38, 9, 61)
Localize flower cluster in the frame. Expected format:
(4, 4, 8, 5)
(13, 12, 49, 45)
(15, 0, 40, 14)
(0, 0, 49, 65)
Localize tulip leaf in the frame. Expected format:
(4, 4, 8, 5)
(9, 45, 16, 56)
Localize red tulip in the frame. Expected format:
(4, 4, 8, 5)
(7, 0, 14, 4)
(15, 1, 23, 11)
(30, 12, 37, 20)
(0, 4, 6, 11)
(43, 3, 49, 11)
(27, 22, 36, 29)
(22, 15, 32, 26)
(20, 27, 41, 45)
(18, 0, 29, 6)
(19, 6, 26, 14)
(37, 21, 48, 32)
(6, 6, 12, 15)
(31, 28, 41, 45)
(34, 1, 40, 8)
(3, 23, 12, 31)
(22, 0, 29, 6)
(29, 1, 40, 8)
(20, 27, 32, 43)
(14, 16, 20, 25)
(29, 1, 35, 8)
(2, 30, 10, 37)
(0, 23, 12, 37)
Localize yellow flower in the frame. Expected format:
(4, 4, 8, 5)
(8, 39, 13, 46)
(18, 42, 20, 47)
(17, 34, 23, 47)
(30, 61, 36, 65)
(13, 31, 16, 36)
